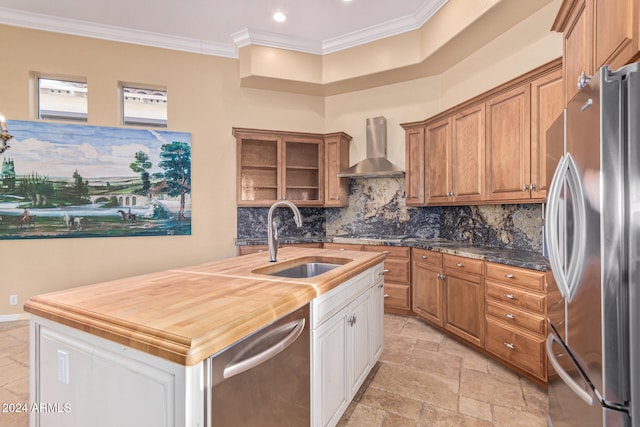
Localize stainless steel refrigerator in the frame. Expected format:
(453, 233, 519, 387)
(545, 63, 640, 426)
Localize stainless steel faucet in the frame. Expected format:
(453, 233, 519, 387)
(267, 200, 302, 262)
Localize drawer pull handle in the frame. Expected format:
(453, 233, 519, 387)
(257, 249, 264, 253)
(504, 342, 515, 350)
(383, 294, 390, 298)
(422, 255, 428, 259)
(382, 250, 390, 254)
(456, 262, 463, 267)
(505, 274, 514, 278)
(504, 293, 515, 299)
(339, 248, 345, 251)
(382, 269, 390, 275)
(504, 313, 515, 320)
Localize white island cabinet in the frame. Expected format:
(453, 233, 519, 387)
(29, 316, 205, 427)
(311, 262, 385, 427)
(27, 255, 384, 427)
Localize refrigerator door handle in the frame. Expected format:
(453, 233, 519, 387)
(562, 153, 587, 302)
(546, 334, 595, 406)
(545, 155, 570, 297)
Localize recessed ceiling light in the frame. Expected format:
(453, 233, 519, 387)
(273, 12, 287, 22)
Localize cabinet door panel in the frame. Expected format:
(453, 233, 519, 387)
(313, 311, 348, 427)
(596, 0, 638, 72)
(405, 127, 426, 206)
(531, 69, 563, 200)
(349, 292, 372, 396)
(324, 133, 350, 207)
(563, 0, 594, 103)
(452, 104, 485, 202)
(412, 262, 443, 326)
(426, 118, 452, 203)
(283, 138, 323, 206)
(444, 271, 484, 347)
(485, 84, 531, 201)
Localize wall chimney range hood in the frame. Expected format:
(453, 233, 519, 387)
(337, 116, 404, 178)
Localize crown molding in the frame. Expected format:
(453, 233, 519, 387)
(0, 0, 448, 57)
(0, 7, 238, 58)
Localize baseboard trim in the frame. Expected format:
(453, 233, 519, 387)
(0, 313, 30, 322)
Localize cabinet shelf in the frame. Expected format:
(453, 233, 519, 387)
(286, 166, 320, 171)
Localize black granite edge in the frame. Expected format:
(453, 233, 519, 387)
(236, 235, 548, 271)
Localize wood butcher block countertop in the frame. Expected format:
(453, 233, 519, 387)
(24, 247, 384, 366)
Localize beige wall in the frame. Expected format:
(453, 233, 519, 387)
(0, 0, 562, 317)
(0, 24, 324, 316)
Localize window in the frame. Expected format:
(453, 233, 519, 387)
(122, 85, 167, 128)
(38, 77, 88, 122)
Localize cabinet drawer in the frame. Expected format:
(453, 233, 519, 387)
(380, 258, 410, 284)
(486, 263, 545, 292)
(486, 282, 546, 314)
(363, 245, 410, 258)
(486, 300, 546, 336)
(485, 318, 545, 379)
(383, 283, 410, 310)
(412, 248, 443, 267)
(444, 254, 484, 276)
(237, 245, 267, 256)
(323, 243, 364, 251)
(312, 268, 373, 327)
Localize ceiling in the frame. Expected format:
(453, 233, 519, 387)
(0, 0, 449, 58)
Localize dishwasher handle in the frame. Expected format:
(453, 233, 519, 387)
(223, 318, 306, 380)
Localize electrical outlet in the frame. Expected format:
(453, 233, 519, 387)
(57, 350, 69, 384)
(9, 295, 17, 306)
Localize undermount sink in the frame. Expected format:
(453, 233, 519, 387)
(253, 256, 352, 279)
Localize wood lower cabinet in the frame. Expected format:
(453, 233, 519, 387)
(412, 250, 485, 349)
(484, 262, 548, 383)
(442, 255, 485, 348)
(364, 245, 411, 314)
(412, 248, 444, 326)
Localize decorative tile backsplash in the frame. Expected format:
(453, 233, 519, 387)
(237, 178, 544, 253)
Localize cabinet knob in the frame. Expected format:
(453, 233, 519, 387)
(504, 342, 515, 350)
(383, 294, 390, 298)
(504, 313, 515, 320)
(577, 71, 591, 90)
(522, 184, 529, 192)
(456, 262, 463, 267)
(504, 274, 514, 279)
(421, 255, 428, 259)
(530, 183, 536, 191)
(383, 269, 390, 274)
(504, 293, 515, 299)
(437, 273, 445, 280)
(382, 250, 390, 254)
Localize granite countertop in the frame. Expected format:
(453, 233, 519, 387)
(24, 247, 384, 366)
(235, 235, 548, 272)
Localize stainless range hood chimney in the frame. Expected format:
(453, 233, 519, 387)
(337, 116, 404, 178)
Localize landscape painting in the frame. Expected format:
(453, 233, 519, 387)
(0, 120, 191, 239)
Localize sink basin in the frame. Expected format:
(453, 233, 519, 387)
(253, 256, 352, 279)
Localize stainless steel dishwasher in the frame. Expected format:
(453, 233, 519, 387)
(205, 304, 310, 427)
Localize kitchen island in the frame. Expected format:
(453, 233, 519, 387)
(24, 247, 385, 427)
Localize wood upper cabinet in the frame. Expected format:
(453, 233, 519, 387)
(425, 104, 484, 204)
(530, 68, 564, 200)
(403, 124, 426, 206)
(425, 117, 452, 204)
(553, 0, 639, 104)
(595, 0, 640, 70)
(324, 132, 351, 207)
(485, 84, 532, 201)
(402, 59, 561, 206)
(452, 103, 485, 203)
(234, 128, 350, 207)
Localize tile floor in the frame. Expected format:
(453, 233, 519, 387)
(0, 314, 548, 427)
